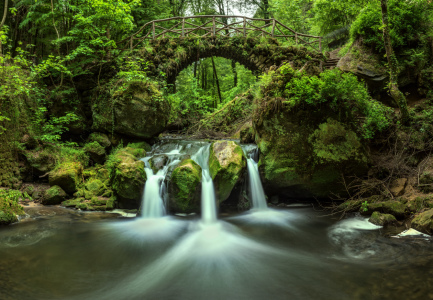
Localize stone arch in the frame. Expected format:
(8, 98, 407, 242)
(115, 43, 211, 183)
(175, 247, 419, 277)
(138, 36, 323, 85)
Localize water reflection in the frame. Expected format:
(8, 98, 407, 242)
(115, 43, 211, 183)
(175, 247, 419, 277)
(0, 207, 433, 300)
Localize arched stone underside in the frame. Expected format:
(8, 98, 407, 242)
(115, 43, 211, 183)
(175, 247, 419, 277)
(138, 36, 324, 85)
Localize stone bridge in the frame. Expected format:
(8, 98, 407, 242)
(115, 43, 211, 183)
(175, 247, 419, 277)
(119, 16, 325, 84)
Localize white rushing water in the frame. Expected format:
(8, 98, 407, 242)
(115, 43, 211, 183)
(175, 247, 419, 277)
(191, 145, 217, 223)
(140, 148, 182, 218)
(242, 145, 268, 210)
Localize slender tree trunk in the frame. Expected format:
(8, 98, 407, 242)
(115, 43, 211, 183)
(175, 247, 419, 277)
(194, 61, 197, 78)
(211, 57, 222, 105)
(232, 60, 237, 87)
(0, 0, 8, 54)
(380, 0, 409, 124)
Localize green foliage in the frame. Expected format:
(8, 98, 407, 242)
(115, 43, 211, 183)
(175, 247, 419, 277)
(284, 68, 392, 139)
(350, 0, 433, 54)
(35, 109, 79, 144)
(360, 200, 369, 212)
(0, 189, 27, 224)
(308, 118, 366, 164)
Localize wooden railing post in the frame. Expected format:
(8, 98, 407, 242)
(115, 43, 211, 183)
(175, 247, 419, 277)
(272, 19, 275, 37)
(212, 16, 216, 37)
(152, 21, 155, 39)
(182, 18, 185, 37)
(243, 17, 246, 37)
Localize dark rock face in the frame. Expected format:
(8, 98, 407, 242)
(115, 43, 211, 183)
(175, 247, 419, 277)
(92, 81, 170, 139)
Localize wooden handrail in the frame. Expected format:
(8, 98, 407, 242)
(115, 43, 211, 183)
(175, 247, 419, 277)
(119, 15, 323, 53)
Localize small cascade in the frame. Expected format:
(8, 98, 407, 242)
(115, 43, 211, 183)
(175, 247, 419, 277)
(140, 147, 182, 218)
(243, 145, 268, 210)
(191, 145, 217, 223)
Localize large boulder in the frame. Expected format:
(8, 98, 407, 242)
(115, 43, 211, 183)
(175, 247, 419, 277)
(209, 141, 246, 203)
(92, 81, 170, 139)
(255, 114, 368, 199)
(411, 209, 433, 234)
(83, 141, 106, 164)
(252, 66, 379, 200)
(110, 147, 147, 208)
(369, 211, 397, 226)
(49, 162, 83, 194)
(42, 185, 67, 205)
(337, 43, 388, 97)
(168, 159, 202, 213)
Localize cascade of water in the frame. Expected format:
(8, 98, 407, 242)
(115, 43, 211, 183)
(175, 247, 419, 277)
(243, 146, 268, 210)
(140, 147, 182, 218)
(192, 145, 217, 223)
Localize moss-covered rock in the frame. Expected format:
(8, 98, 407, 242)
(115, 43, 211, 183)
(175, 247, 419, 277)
(92, 81, 170, 139)
(169, 159, 202, 213)
(84, 141, 106, 164)
(411, 209, 433, 234)
(49, 162, 83, 194)
(209, 141, 246, 203)
(109, 148, 147, 208)
(0, 189, 25, 225)
(85, 179, 106, 196)
(42, 185, 67, 205)
(61, 199, 83, 208)
(369, 211, 397, 226)
(24, 147, 56, 176)
(88, 132, 111, 148)
(253, 66, 378, 199)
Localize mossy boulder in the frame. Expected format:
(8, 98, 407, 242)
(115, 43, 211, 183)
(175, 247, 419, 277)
(42, 185, 67, 205)
(209, 141, 246, 203)
(169, 159, 202, 213)
(369, 211, 397, 226)
(84, 141, 106, 164)
(88, 132, 111, 148)
(92, 81, 170, 139)
(0, 189, 25, 225)
(359, 198, 407, 219)
(110, 148, 147, 208)
(255, 113, 368, 199)
(337, 43, 388, 96)
(49, 162, 83, 194)
(61, 199, 83, 208)
(85, 179, 107, 196)
(24, 148, 56, 176)
(411, 209, 433, 234)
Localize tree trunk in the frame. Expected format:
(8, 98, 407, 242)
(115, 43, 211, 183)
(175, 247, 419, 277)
(232, 60, 237, 87)
(211, 57, 222, 105)
(0, 0, 8, 54)
(380, 0, 409, 124)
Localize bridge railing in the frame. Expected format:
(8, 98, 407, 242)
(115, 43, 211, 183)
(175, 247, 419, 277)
(119, 15, 322, 53)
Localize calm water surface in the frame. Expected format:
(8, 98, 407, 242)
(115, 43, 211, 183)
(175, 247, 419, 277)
(1, 205, 432, 300)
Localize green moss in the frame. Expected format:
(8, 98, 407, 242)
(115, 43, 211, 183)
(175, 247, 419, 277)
(42, 185, 67, 205)
(84, 141, 106, 156)
(170, 159, 202, 213)
(88, 132, 111, 148)
(209, 141, 245, 202)
(61, 198, 84, 208)
(127, 142, 152, 152)
(412, 209, 433, 234)
(369, 211, 397, 226)
(49, 162, 83, 194)
(0, 189, 25, 225)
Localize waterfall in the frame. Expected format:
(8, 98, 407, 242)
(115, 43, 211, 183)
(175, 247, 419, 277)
(244, 146, 268, 210)
(140, 148, 181, 218)
(192, 145, 217, 223)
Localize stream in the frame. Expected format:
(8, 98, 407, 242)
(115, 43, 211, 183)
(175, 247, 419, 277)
(1, 140, 433, 300)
